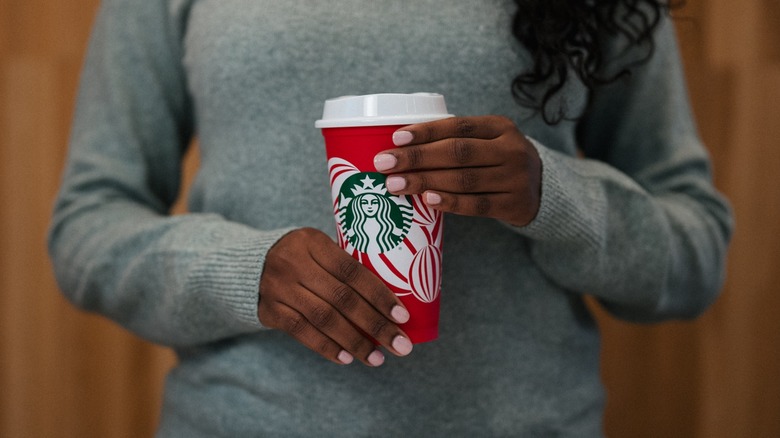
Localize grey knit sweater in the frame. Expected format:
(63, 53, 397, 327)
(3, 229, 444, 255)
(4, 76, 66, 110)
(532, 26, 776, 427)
(48, 0, 732, 436)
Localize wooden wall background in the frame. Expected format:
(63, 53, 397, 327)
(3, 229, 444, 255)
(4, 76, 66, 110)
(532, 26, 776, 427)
(1, 1, 777, 436)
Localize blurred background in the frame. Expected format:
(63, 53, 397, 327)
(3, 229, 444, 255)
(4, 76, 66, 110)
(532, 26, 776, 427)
(1, 0, 778, 436)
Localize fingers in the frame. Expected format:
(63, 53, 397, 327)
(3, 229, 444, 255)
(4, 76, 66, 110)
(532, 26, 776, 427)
(374, 138, 500, 172)
(369, 114, 542, 225)
(383, 166, 513, 196)
(422, 191, 532, 224)
(259, 301, 356, 365)
(263, 283, 398, 367)
(308, 238, 409, 327)
(258, 228, 414, 367)
(298, 268, 414, 362)
(393, 115, 512, 146)
(373, 115, 533, 177)
(374, 116, 520, 174)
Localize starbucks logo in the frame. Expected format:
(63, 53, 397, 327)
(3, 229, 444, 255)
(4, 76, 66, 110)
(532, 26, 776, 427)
(335, 172, 413, 254)
(329, 157, 443, 302)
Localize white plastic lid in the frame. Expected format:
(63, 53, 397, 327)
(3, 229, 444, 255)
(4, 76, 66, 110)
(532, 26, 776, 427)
(315, 93, 454, 128)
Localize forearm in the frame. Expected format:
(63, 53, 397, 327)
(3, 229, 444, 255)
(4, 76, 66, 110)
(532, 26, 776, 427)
(513, 142, 732, 322)
(48, 193, 295, 346)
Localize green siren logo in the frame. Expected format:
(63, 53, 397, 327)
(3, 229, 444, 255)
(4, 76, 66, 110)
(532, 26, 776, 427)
(329, 157, 443, 304)
(336, 172, 413, 254)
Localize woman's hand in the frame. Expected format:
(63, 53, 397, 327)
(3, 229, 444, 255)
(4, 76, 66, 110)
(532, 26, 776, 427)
(373, 116, 542, 227)
(258, 228, 413, 367)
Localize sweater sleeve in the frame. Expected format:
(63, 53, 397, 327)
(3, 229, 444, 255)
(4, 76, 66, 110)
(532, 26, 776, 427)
(512, 16, 733, 322)
(47, 0, 293, 347)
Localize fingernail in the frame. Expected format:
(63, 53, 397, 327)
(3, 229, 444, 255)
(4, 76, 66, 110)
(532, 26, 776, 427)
(392, 335, 413, 356)
(367, 350, 385, 367)
(374, 154, 397, 172)
(391, 305, 410, 324)
(425, 192, 442, 205)
(385, 176, 406, 192)
(393, 131, 413, 146)
(338, 350, 354, 365)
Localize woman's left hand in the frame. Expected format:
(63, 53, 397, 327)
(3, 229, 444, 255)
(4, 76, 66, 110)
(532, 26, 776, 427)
(373, 115, 542, 227)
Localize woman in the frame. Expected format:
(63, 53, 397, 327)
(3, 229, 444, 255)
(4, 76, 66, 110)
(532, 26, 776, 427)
(48, 0, 732, 436)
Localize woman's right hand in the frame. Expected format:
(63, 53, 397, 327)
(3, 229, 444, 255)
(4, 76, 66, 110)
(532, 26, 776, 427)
(258, 228, 413, 367)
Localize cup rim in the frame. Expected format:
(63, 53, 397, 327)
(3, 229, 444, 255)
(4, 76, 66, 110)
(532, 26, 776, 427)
(315, 93, 454, 128)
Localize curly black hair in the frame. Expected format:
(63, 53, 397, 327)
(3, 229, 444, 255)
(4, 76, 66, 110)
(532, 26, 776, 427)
(511, 0, 684, 124)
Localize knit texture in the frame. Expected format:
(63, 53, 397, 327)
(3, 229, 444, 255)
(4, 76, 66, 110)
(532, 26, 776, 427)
(48, 0, 732, 436)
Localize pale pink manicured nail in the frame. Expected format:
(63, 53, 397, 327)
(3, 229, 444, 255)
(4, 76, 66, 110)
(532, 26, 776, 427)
(367, 350, 385, 367)
(392, 336, 413, 356)
(425, 192, 442, 205)
(374, 154, 397, 172)
(391, 305, 410, 324)
(393, 131, 413, 146)
(338, 350, 354, 365)
(385, 176, 406, 192)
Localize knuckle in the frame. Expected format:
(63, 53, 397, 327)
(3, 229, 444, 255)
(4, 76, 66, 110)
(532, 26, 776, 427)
(492, 115, 514, 130)
(422, 124, 437, 143)
(415, 173, 431, 192)
(274, 228, 319, 263)
(406, 146, 424, 168)
(457, 170, 479, 192)
(455, 118, 476, 137)
(310, 305, 337, 328)
(284, 313, 308, 336)
(450, 138, 474, 165)
(294, 227, 319, 243)
(368, 317, 390, 338)
(449, 195, 461, 212)
(474, 196, 492, 216)
(404, 174, 427, 194)
(367, 284, 393, 306)
(330, 285, 358, 310)
(337, 258, 360, 283)
(515, 142, 532, 163)
(269, 240, 295, 264)
(298, 227, 317, 237)
(317, 339, 334, 355)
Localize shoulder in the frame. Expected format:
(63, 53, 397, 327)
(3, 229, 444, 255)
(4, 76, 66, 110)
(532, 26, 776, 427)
(96, 0, 194, 33)
(598, 3, 680, 76)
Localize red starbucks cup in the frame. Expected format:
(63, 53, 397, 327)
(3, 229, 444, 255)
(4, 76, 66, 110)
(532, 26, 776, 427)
(315, 93, 454, 343)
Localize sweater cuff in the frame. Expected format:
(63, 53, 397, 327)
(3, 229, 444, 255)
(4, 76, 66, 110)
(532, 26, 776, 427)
(511, 138, 606, 251)
(187, 225, 297, 331)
